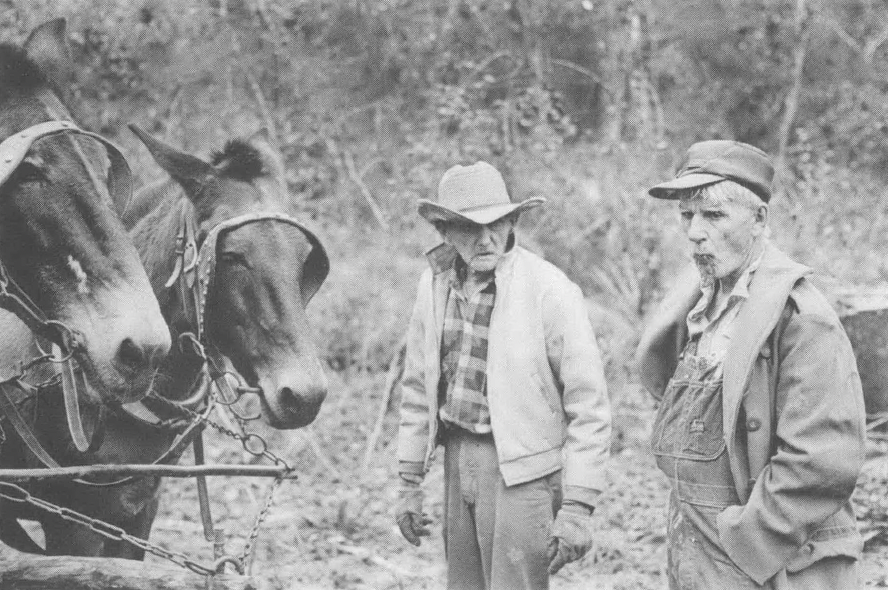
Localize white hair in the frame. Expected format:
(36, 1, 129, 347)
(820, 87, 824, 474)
(681, 180, 764, 212)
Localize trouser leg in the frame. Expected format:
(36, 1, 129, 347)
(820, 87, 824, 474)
(489, 470, 559, 590)
(444, 428, 558, 590)
(444, 430, 487, 590)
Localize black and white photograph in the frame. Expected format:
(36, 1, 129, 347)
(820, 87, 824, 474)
(0, 1, 885, 589)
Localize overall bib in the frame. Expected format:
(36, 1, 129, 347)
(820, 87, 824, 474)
(651, 340, 757, 590)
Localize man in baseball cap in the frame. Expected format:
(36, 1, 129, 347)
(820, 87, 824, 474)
(638, 141, 865, 589)
(395, 161, 612, 589)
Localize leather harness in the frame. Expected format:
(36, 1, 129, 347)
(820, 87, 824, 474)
(0, 120, 133, 460)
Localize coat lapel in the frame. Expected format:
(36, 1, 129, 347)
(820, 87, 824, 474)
(721, 243, 810, 498)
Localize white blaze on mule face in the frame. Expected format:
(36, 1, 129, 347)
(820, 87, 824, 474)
(66, 255, 89, 294)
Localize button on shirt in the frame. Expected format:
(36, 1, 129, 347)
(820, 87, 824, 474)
(686, 251, 763, 364)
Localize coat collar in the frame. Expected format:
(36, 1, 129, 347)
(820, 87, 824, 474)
(637, 242, 810, 400)
(425, 241, 519, 281)
(637, 242, 811, 501)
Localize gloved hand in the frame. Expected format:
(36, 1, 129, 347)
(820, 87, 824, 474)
(395, 478, 432, 546)
(547, 502, 595, 575)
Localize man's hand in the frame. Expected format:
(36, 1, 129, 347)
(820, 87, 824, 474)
(395, 478, 432, 546)
(547, 502, 595, 575)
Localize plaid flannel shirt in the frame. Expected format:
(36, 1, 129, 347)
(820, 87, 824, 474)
(438, 266, 496, 434)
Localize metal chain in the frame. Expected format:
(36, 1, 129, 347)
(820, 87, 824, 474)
(0, 481, 217, 575)
(145, 387, 294, 567)
(0, 377, 294, 577)
(239, 475, 285, 574)
(147, 387, 293, 472)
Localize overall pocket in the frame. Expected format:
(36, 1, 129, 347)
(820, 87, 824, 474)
(652, 376, 725, 461)
(679, 377, 725, 460)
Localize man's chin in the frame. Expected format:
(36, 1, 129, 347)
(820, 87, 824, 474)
(469, 256, 499, 273)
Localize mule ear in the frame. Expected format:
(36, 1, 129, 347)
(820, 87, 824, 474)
(129, 124, 216, 199)
(23, 18, 74, 89)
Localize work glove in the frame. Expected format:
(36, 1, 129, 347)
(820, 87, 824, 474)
(395, 478, 432, 546)
(547, 502, 595, 575)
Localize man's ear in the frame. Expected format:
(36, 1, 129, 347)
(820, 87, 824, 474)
(753, 203, 769, 235)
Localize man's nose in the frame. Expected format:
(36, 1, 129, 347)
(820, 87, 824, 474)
(478, 225, 494, 243)
(686, 215, 706, 243)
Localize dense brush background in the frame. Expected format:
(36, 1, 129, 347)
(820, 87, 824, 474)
(4, 1, 888, 587)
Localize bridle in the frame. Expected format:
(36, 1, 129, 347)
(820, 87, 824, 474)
(154, 207, 330, 416)
(113, 203, 330, 530)
(0, 120, 131, 345)
(0, 120, 134, 458)
(104, 203, 328, 484)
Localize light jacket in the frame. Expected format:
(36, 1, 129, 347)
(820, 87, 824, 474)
(397, 245, 611, 506)
(637, 243, 866, 585)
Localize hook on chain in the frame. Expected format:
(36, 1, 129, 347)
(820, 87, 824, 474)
(211, 554, 245, 575)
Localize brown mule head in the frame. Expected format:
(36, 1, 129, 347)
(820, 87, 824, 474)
(0, 20, 170, 403)
(131, 126, 329, 429)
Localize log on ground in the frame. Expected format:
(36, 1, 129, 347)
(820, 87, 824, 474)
(0, 546, 258, 590)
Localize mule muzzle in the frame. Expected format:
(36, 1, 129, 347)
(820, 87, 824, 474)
(258, 360, 328, 429)
(78, 312, 171, 404)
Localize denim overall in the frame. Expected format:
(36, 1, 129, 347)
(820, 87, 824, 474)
(651, 339, 760, 590)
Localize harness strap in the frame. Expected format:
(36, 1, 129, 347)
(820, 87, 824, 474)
(0, 381, 61, 469)
(193, 433, 216, 543)
(55, 344, 91, 453)
(0, 120, 132, 212)
(74, 399, 212, 488)
(0, 263, 53, 341)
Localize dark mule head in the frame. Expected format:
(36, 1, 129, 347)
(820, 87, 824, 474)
(0, 20, 170, 402)
(131, 126, 329, 429)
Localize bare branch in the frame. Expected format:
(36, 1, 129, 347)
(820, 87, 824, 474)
(361, 337, 407, 474)
(342, 149, 390, 230)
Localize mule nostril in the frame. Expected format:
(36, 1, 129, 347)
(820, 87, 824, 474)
(116, 337, 166, 372)
(281, 385, 327, 406)
(116, 337, 144, 370)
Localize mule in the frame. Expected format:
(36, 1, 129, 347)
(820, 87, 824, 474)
(2, 126, 330, 558)
(0, 19, 170, 402)
(0, 19, 174, 555)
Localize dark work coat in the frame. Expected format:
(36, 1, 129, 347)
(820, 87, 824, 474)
(637, 243, 865, 585)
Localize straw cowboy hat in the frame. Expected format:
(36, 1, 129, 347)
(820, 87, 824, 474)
(418, 161, 545, 225)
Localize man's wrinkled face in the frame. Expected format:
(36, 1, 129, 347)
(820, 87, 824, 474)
(440, 215, 515, 275)
(679, 188, 765, 286)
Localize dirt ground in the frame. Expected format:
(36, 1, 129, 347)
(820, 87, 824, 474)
(146, 372, 888, 589)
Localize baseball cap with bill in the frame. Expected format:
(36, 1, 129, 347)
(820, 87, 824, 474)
(648, 140, 774, 202)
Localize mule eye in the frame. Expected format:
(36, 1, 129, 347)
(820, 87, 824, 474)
(219, 251, 248, 266)
(12, 162, 45, 184)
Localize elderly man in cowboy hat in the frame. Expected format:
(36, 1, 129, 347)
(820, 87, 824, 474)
(637, 140, 866, 589)
(395, 161, 611, 589)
